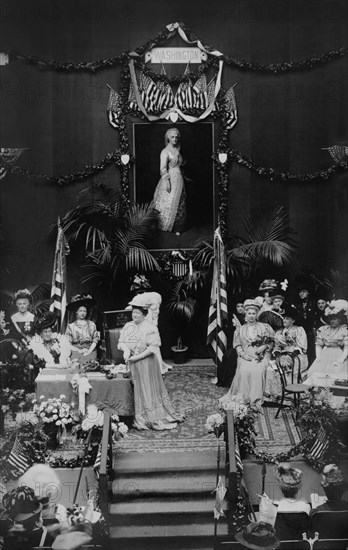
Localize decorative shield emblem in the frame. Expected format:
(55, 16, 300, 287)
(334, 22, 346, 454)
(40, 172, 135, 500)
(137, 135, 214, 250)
(121, 154, 130, 165)
(169, 111, 179, 123)
(218, 153, 227, 164)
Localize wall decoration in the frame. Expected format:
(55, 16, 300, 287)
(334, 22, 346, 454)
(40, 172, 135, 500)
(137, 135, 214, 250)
(0, 148, 26, 179)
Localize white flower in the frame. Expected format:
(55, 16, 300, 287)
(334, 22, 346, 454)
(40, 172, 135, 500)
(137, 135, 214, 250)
(60, 394, 66, 399)
(56, 420, 62, 425)
(62, 418, 68, 424)
(40, 395, 45, 399)
(118, 422, 128, 435)
(205, 413, 225, 433)
(52, 414, 58, 420)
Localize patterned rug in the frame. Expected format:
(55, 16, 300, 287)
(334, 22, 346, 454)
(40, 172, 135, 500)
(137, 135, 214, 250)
(116, 366, 301, 454)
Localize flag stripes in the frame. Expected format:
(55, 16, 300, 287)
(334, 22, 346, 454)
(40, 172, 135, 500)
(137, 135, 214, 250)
(307, 427, 329, 460)
(8, 437, 30, 476)
(93, 443, 102, 480)
(235, 436, 243, 474)
(50, 223, 69, 332)
(207, 227, 228, 369)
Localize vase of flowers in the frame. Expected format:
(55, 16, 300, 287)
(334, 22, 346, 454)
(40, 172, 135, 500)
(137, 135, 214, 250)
(34, 394, 74, 448)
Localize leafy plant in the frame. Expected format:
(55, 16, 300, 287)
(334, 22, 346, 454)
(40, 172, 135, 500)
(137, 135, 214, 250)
(166, 278, 198, 349)
(59, 184, 161, 302)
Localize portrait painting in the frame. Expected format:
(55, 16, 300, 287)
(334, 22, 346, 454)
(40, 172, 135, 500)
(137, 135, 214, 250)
(132, 122, 216, 249)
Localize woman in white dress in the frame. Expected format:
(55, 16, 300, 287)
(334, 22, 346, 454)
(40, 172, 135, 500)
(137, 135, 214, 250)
(118, 294, 184, 431)
(219, 299, 274, 406)
(153, 127, 186, 233)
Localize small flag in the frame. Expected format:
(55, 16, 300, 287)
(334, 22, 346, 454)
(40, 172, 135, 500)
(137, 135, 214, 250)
(207, 227, 228, 371)
(128, 80, 138, 111)
(192, 75, 208, 110)
(139, 72, 160, 112)
(157, 64, 175, 111)
(326, 145, 348, 164)
(93, 443, 102, 480)
(306, 427, 329, 461)
(8, 437, 30, 477)
(50, 221, 69, 332)
(107, 88, 122, 129)
(225, 86, 238, 130)
(213, 476, 227, 519)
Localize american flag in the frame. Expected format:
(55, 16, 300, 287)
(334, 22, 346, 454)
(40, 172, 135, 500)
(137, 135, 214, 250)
(192, 75, 208, 110)
(128, 80, 138, 111)
(139, 72, 159, 112)
(157, 64, 175, 111)
(306, 427, 329, 461)
(225, 86, 238, 130)
(50, 221, 69, 332)
(207, 227, 228, 371)
(93, 443, 102, 480)
(107, 87, 122, 129)
(326, 145, 348, 164)
(8, 437, 30, 477)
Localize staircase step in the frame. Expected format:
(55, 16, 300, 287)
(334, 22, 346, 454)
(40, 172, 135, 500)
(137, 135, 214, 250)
(109, 496, 225, 525)
(113, 449, 224, 475)
(111, 471, 222, 499)
(109, 520, 229, 541)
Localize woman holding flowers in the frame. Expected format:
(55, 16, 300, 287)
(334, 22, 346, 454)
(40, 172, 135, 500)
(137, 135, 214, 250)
(219, 299, 274, 406)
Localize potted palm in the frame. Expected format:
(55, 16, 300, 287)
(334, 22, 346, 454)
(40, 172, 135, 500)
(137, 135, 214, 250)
(166, 278, 199, 364)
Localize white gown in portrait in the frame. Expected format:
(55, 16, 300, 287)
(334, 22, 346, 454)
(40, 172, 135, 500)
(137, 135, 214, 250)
(153, 146, 186, 232)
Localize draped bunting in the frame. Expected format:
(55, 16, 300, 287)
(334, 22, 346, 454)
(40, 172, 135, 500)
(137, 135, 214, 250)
(326, 145, 348, 164)
(0, 148, 26, 179)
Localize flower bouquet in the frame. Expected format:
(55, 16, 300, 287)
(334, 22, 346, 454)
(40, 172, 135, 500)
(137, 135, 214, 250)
(205, 413, 226, 438)
(74, 404, 128, 445)
(34, 394, 74, 448)
(250, 335, 274, 362)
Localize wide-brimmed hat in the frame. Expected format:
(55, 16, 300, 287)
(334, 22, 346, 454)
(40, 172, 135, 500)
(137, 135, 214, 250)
(282, 304, 300, 322)
(258, 280, 279, 293)
(235, 522, 280, 550)
(276, 463, 303, 490)
(34, 311, 57, 333)
(128, 294, 150, 310)
(244, 299, 261, 311)
(66, 294, 95, 312)
(324, 299, 348, 320)
(322, 464, 346, 488)
(2, 486, 42, 523)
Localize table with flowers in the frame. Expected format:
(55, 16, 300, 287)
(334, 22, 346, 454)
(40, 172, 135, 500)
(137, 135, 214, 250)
(35, 367, 134, 417)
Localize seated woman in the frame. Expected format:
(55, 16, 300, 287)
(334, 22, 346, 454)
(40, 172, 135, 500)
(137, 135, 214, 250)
(118, 294, 185, 431)
(258, 291, 285, 332)
(10, 289, 36, 341)
(28, 312, 70, 368)
(65, 294, 99, 365)
(219, 299, 274, 406)
(2, 486, 54, 548)
(274, 463, 310, 540)
(304, 299, 348, 385)
(263, 304, 308, 404)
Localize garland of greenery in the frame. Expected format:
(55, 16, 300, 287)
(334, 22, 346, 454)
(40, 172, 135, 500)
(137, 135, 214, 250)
(5, 148, 134, 187)
(4, 22, 347, 74)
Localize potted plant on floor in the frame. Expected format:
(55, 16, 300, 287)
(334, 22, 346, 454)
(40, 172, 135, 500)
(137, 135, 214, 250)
(166, 278, 198, 364)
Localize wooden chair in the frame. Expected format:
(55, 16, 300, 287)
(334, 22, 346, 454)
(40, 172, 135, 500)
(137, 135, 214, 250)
(103, 309, 132, 364)
(275, 352, 308, 419)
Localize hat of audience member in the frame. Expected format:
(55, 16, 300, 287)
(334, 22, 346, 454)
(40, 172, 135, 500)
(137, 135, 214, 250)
(324, 299, 348, 321)
(52, 531, 92, 550)
(275, 463, 303, 490)
(282, 304, 300, 322)
(322, 464, 346, 488)
(235, 522, 280, 550)
(34, 311, 57, 334)
(18, 464, 62, 506)
(66, 294, 95, 312)
(295, 274, 314, 293)
(128, 293, 150, 310)
(14, 288, 32, 302)
(2, 486, 42, 523)
(244, 299, 261, 311)
(258, 279, 279, 293)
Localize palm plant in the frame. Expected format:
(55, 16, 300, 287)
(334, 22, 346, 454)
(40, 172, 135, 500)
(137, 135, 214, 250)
(194, 204, 297, 291)
(59, 183, 161, 303)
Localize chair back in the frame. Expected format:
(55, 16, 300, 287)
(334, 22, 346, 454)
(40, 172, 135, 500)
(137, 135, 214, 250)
(275, 353, 302, 388)
(275, 512, 309, 541)
(103, 309, 132, 363)
(310, 509, 348, 539)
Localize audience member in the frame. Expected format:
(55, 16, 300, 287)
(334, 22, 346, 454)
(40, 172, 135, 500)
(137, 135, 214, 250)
(235, 521, 280, 549)
(274, 464, 310, 540)
(311, 464, 348, 514)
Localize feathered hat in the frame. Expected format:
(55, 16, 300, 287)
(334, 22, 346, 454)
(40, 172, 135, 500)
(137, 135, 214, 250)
(276, 463, 303, 490)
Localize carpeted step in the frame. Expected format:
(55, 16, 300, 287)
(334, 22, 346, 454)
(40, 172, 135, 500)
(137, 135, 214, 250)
(113, 449, 224, 475)
(109, 495, 225, 525)
(109, 521, 229, 543)
(111, 471, 221, 500)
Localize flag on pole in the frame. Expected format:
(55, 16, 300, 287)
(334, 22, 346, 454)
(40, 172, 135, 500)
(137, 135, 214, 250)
(207, 227, 228, 372)
(50, 221, 69, 332)
(8, 437, 30, 477)
(212, 475, 227, 519)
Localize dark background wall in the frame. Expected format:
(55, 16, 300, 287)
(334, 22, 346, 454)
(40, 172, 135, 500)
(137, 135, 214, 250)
(0, 0, 347, 296)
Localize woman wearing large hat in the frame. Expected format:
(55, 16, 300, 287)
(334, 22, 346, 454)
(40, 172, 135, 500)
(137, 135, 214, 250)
(118, 294, 185, 431)
(235, 521, 280, 549)
(263, 304, 308, 404)
(219, 299, 275, 406)
(28, 312, 70, 367)
(65, 295, 99, 365)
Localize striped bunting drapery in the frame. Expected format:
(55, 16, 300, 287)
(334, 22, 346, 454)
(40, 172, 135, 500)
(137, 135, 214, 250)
(207, 227, 228, 371)
(50, 221, 69, 332)
(8, 437, 30, 477)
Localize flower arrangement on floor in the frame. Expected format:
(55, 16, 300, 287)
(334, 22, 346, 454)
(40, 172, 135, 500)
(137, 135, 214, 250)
(33, 394, 75, 447)
(206, 396, 259, 455)
(75, 404, 128, 444)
